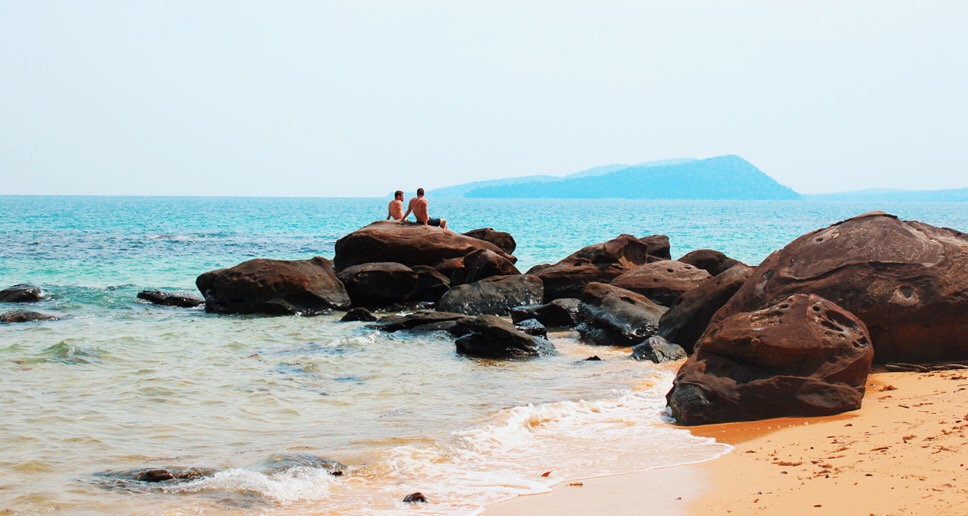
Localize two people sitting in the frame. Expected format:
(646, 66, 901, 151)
(387, 188, 448, 229)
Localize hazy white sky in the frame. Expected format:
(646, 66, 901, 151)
(1, 1, 965, 197)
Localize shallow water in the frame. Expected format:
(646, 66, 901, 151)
(1, 196, 965, 513)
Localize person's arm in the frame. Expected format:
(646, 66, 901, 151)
(401, 205, 412, 223)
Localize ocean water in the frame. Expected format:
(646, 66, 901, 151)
(1, 196, 965, 514)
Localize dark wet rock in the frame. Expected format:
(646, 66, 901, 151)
(510, 298, 581, 329)
(437, 275, 543, 316)
(639, 235, 672, 260)
(0, 310, 58, 323)
(450, 249, 520, 286)
(340, 307, 378, 322)
(372, 311, 470, 334)
(576, 283, 667, 347)
(531, 235, 656, 301)
(137, 290, 205, 308)
(403, 492, 429, 503)
(667, 294, 874, 425)
(94, 466, 217, 490)
(336, 262, 418, 307)
(258, 454, 345, 476)
(196, 257, 350, 315)
(463, 227, 517, 255)
(678, 249, 742, 277)
(710, 212, 968, 363)
(658, 264, 754, 353)
(0, 284, 43, 303)
(334, 221, 515, 272)
(454, 315, 555, 359)
(610, 260, 712, 307)
(584, 355, 602, 361)
(514, 318, 548, 338)
(631, 335, 687, 363)
(408, 265, 451, 303)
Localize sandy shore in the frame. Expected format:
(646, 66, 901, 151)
(485, 369, 968, 515)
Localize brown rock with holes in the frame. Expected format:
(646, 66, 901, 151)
(196, 257, 350, 315)
(530, 235, 655, 302)
(610, 260, 711, 307)
(678, 249, 742, 277)
(463, 228, 516, 255)
(333, 221, 515, 271)
(711, 212, 968, 363)
(658, 263, 754, 353)
(667, 294, 874, 425)
(450, 249, 520, 286)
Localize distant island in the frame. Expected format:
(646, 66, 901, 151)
(430, 155, 966, 201)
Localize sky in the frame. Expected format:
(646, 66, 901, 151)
(1, 1, 965, 197)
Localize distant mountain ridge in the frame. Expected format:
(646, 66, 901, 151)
(461, 155, 801, 200)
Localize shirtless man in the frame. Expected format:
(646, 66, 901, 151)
(386, 190, 404, 220)
(402, 187, 447, 229)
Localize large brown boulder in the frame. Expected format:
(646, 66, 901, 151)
(658, 264, 754, 353)
(450, 249, 520, 286)
(454, 315, 555, 359)
(336, 262, 419, 307)
(333, 221, 515, 272)
(196, 257, 350, 315)
(712, 212, 968, 363)
(610, 260, 711, 306)
(576, 283, 667, 347)
(437, 275, 543, 316)
(462, 228, 517, 255)
(408, 266, 451, 303)
(639, 235, 672, 260)
(530, 235, 655, 302)
(678, 249, 742, 277)
(667, 294, 874, 425)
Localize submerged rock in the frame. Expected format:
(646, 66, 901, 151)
(667, 294, 873, 425)
(711, 212, 968, 363)
(196, 257, 350, 315)
(372, 311, 470, 334)
(514, 318, 548, 338)
(340, 307, 378, 322)
(403, 492, 429, 503)
(137, 290, 205, 308)
(0, 310, 58, 324)
(576, 283, 667, 347)
(93, 466, 217, 490)
(631, 335, 687, 363)
(454, 315, 555, 359)
(0, 284, 43, 303)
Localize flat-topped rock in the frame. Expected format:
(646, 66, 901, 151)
(610, 260, 711, 306)
(333, 221, 515, 272)
(196, 257, 350, 315)
(711, 212, 968, 363)
(454, 315, 555, 359)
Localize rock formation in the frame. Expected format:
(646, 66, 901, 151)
(576, 283, 667, 347)
(437, 275, 543, 316)
(610, 260, 711, 306)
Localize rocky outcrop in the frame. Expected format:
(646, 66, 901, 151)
(0, 284, 43, 303)
(657, 264, 754, 353)
(336, 262, 418, 307)
(510, 298, 581, 329)
(667, 294, 874, 425)
(530, 235, 656, 301)
(196, 257, 351, 315)
(340, 307, 378, 322)
(576, 283, 667, 347)
(639, 235, 672, 260)
(137, 290, 204, 308)
(409, 265, 451, 303)
(678, 249, 742, 277)
(610, 260, 711, 306)
(437, 275, 543, 316)
(711, 212, 968, 363)
(631, 335, 687, 363)
(454, 315, 555, 359)
(333, 221, 515, 271)
(372, 311, 470, 333)
(514, 318, 548, 338)
(463, 228, 517, 255)
(0, 310, 58, 323)
(450, 249, 520, 286)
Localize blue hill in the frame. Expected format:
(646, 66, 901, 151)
(464, 155, 801, 200)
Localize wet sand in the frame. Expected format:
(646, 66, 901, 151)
(486, 369, 968, 515)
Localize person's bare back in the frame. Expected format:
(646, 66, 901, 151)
(401, 188, 447, 229)
(386, 190, 404, 220)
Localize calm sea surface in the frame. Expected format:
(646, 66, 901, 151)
(1, 196, 965, 514)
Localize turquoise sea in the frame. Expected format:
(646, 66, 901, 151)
(1, 196, 965, 514)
